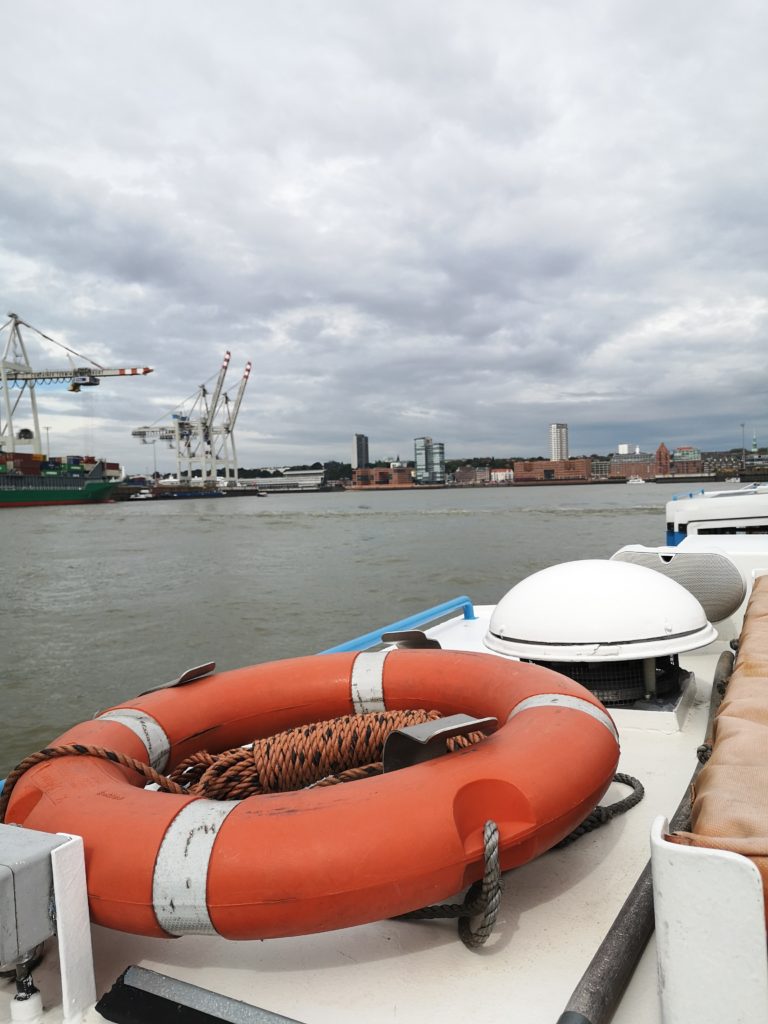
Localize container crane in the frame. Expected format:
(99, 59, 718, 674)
(132, 352, 251, 487)
(0, 312, 153, 455)
(202, 351, 231, 447)
(218, 360, 252, 477)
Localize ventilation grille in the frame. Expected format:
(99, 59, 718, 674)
(611, 549, 745, 622)
(524, 655, 683, 707)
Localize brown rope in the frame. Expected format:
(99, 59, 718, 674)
(0, 709, 486, 819)
(170, 709, 449, 798)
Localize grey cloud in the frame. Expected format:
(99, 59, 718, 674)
(0, 0, 766, 467)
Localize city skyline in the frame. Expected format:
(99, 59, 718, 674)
(225, 434, 757, 476)
(279, 425, 756, 471)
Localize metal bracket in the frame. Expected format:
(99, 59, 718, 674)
(381, 630, 442, 650)
(383, 714, 497, 772)
(138, 662, 216, 696)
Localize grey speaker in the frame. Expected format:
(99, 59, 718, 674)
(611, 547, 746, 622)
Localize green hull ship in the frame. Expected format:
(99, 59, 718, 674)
(0, 476, 116, 507)
(0, 460, 118, 508)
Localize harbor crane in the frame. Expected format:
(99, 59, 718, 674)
(0, 312, 153, 455)
(132, 351, 252, 486)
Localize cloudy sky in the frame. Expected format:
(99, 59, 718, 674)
(1, 1, 766, 472)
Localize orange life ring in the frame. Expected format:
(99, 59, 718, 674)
(5, 649, 619, 940)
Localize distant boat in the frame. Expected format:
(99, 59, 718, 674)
(626, 476, 647, 485)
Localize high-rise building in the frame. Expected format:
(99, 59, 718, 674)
(352, 433, 369, 470)
(432, 442, 445, 484)
(414, 437, 445, 484)
(549, 423, 569, 461)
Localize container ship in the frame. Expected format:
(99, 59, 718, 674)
(0, 450, 121, 507)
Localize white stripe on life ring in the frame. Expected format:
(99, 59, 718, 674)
(96, 709, 171, 772)
(350, 650, 391, 713)
(507, 693, 619, 746)
(153, 800, 239, 936)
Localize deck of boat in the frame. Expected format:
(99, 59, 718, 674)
(1, 627, 722, 1024)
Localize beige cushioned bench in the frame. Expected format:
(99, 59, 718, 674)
(670, 573, 768, 916)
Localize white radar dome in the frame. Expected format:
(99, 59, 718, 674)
(484, 559, 717, 661)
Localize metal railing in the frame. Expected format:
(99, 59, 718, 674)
(319, 596, 477, 654)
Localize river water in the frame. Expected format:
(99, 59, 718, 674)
(1, 481, 698, 776)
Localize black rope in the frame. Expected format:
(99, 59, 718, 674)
(396, 774, 644, 947)
(395, 820, 501, 949)
(554, 772, 644, 849)
(697, 743, 712, 764)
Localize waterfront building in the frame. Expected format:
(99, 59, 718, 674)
(351, 464, 413, 488)
(255, 468, 326, 491)
(610, 449, 654, 480)
(670, 446, 703, 475)
(701, 449, 744, 475)
(655, 443, 671, 476)
(414, 437, 446, 484)
(514, 458, 590, 482)
(454, 465, 511, 485)
(672, 446, 701, 462)
(352, 433, 369, 469)
(549, 423, 569, 461)
(454, 465, 479, 486)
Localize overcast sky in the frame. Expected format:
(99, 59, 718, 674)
(1, 1, 766, 472)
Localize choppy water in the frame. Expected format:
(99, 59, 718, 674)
(1, 482, 694, 775)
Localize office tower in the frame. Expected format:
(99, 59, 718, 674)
(414, 437, 445, 484)
(431, 441, 446, 484)
(352, 433, 369, 470)
(549, 423, 569, 461)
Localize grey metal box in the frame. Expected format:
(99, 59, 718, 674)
(0, 824, 68, 965)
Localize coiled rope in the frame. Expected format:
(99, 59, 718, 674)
(167, 709, 484, 797)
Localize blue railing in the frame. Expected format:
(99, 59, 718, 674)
(320, 595, 477, 654)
